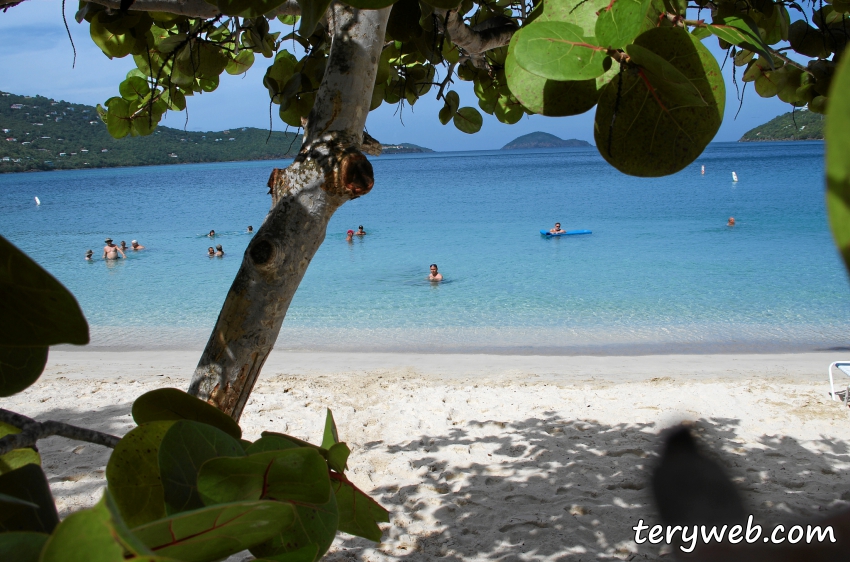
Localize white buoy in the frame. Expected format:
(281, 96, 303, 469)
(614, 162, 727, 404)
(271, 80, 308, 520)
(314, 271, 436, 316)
(701, 165, 705, 175)
(34, 196, 41, 206)
(732, 172, 738, 182)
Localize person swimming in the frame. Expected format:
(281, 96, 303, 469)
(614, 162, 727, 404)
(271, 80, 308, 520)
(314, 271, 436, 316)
(346, 229, 354, 242)
(428, 263, 443, 282)
(215, 244, 224, 257)
(355, 225, 366, 236)
(549, 223, 566, 234)
(727, 217, 736, 227)
(85, 249, 93, 261)
(247, 226, 253, 233)
(131, 240, 145, 250)
(208, 230, 216, 238)
(119, 240, 128, 253)
(208, 247, 215, 257)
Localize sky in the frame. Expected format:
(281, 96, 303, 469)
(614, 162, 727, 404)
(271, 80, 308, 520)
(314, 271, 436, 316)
(0, 0, 793, 151)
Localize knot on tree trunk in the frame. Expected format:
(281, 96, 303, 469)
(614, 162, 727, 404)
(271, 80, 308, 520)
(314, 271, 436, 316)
(334, 151, 374, 198)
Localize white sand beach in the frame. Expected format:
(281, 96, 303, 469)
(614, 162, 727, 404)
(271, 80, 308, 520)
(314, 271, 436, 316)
(5, 349, 850, 561)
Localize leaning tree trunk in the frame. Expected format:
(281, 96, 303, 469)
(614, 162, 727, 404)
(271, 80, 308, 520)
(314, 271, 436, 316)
(187, 3, 391, 420)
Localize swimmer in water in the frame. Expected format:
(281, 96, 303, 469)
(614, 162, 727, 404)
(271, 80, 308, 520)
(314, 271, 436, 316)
(247, 226, 253, 233)
(215, 244, 224, 257)
(208, 230, 216, 238)
(727, 217, 735, 227)
(549, 223, 565, 234)
(355, 225, 366, 236)
(346, 229, 354, 242)
(85, 249, 93, 261)
(428, 263, 443, 282)
(208, 247, 215, 257)
(131, 240, 145, 250)
(103, 238, 126, 260)
(119, 240, 128, 253)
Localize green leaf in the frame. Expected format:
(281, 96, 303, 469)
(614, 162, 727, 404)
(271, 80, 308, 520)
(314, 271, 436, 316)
(444, 90, 460, 114)
(249, 493, 339, 562)
(162, 88, 186, 111)
(539, 0, 609, 35)
(495, 94, 525, 124)
(198, 448, 331, 506)
(255, 545, 319, 562)
(297, 0, 333, 36)
(90, 12, 135, 59)
(106, 421, 174, 528)
(104, 96, 132, 138)
(420, 0, 460, 8)
(0, 346, 48, 398)
(827, 51, 850, 273)
(0, 532, 48, 562)
(331, 474, 389, 541)
(226, 50, 255, 75)
(278, 14, 300, 25)
(0, 236, 89, 348)
(132, 501, 295, 562)
(132, 388, 242, 440)
(453, 106, 483, 134)
(626, 43, 708, 107)
(264, 51, 299, 101)
(0, 492, 38, 525)
(595, 0, 653, 49)
(119, 76, 151, 101)
(505, 31, 602, 116)
(593, 27, 725, 177)
(40, 493, 155, 562)
(321, 409, 339, 450)
(245, 433, 305, 455)
(0, 421, 40, 474)
(159, 420, 245, 515)
(0, 464, 59, 533)
(707, 16, 774, 69)
(326, 442, 350, 473)
(513, 22, 608, 82)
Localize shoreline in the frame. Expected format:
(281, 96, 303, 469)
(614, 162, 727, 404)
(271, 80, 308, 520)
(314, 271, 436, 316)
(8, 351, 850, 560)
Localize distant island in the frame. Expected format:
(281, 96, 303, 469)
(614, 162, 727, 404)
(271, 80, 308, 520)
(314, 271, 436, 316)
(380, 143, 434, 154)
(739, 109, 824, 142)
(502, 132, 592, 150)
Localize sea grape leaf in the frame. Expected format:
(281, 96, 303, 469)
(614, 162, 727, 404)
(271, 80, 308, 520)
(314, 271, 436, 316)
(132, 388, 242, 440)
(453, 107, 483, 134)
(106, 421, 174, 528)
(444, 90, 460, 114)
(0, 421, 41, 474)
(245, 433, 304, 455)
(104, 97, 132, 138)
(297, 0, 333, 37)
(595, 0, 653, 49)
(327, 442, 350, 473)
(249, 493, 339, 562)
(0, 346, 48, 398)
(505, 33, 602, 116)
(539, 0, 609, 35)
(0, 235, 89, 347)
(132, 501, 295, 562)
(119, 76, 151, 101)
(331, 474, 389, 541)
(707, 16, 774, 68)
(495, 94, 525, 124)
(0, 464, 59, 533)
(158, 420, 245, 515)
(626, 43, 708, 107)
(593, 27, 724, 177)
(0, 493, 38, 525)
(90, 12, 135, 58)
(827, 51, 850, 273)
(420, 0, 461, 9)
(321, 409, 339, 450)
(226, 50, 255, 75)
(512, 22, 608, 82)
(198, 448, 330, 505)
(40, 493, 156, 562)
(0, 532, 48, 562)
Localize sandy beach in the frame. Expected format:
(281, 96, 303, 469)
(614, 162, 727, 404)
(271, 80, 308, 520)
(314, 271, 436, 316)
(5, 349, 850, 561)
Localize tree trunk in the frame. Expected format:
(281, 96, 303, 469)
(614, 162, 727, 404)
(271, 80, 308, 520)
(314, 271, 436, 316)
(187, 3, 391, 420)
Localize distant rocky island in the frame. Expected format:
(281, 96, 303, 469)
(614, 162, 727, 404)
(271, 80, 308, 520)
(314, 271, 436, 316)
(502, 132, 592, 150)
(380, 143, 434, 154)
(739, 110, 824, 142)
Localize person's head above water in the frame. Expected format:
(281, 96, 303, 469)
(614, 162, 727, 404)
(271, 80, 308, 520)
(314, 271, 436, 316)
(430, 264, 438, 272)
(247, 226, 253, 232)
(358, 225, 364, 230)
(727, 217, 736, 226)
(104, 237, 113, 244)
(216, 244, 223, 251)
(208, 230, 215, 237)
(208, 247, 214, 255)
(86, 249, 93, 257)
(555, 223, 561, 228)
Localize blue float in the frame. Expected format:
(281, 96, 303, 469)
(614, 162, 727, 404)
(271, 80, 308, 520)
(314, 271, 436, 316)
(540, 229, 592, 236)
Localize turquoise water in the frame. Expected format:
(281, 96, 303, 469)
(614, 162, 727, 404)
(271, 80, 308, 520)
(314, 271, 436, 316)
(2, 142, 849, 353)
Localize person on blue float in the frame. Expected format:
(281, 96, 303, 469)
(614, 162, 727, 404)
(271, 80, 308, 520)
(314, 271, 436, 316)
(549, 223, 565, 234)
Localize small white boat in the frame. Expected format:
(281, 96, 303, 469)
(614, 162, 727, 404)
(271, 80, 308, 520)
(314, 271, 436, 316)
(34, 196, 41, 206)
(732, 172, 738, 182)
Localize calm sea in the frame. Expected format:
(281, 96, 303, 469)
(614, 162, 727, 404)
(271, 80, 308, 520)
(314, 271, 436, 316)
(2, 142, 848, 354)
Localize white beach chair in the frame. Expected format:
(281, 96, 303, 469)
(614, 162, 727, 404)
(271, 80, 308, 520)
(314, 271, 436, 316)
(828, 361, 850, 404)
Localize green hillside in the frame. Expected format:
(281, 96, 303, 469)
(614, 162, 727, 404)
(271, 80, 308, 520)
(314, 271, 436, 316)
(739, 110, 824, 141)
(381, 142, 434, 154)
(0, 90, 302, 173)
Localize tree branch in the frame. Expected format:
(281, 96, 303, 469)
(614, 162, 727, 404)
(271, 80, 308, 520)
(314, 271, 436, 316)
(0, 0, 299, 18)
(0, 408, 120, 456)
(441, 10, 516, 55)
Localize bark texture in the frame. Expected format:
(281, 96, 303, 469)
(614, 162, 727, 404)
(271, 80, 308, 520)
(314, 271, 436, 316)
(0, 408, 120, 455)
(187, 3, 390, 420)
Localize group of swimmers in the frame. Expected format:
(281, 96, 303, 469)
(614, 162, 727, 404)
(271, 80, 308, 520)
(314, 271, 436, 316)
(204, 226, 253, 257)
(88, 238, 145, 260)
(346, 224, 443, 282)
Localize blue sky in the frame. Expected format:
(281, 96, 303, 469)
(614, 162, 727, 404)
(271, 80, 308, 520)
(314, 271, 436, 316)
(0, 0, 792, 150)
